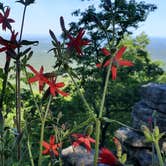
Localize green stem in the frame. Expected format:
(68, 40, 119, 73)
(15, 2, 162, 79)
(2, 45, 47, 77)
(38, 96, 52, 166)
(38, 122, 45, 166)
(94, 9, 115, 165)
(94, 119, 101, 166)
(19, 5, 27, 42)
(68, 71, 95, 118)
(15, 4, 27, 160)
(154, 141, 164, 166)
(16, 58, 21, 160)
(25, 120, 34, 166)
(101, 118, 140, 132)
(94, 52, 113, 165)
(27, 135, 35, 166)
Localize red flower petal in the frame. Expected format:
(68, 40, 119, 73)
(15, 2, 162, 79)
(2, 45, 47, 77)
(50, 135, 55, 145)
(42, 149, 49, 155)
(103, 59, 112, 67)
(72, 133, 95, 152)
(7, 18, 15, 23)
(111, 66, 117, 80)
(115, 46, 127, 60)
(118, 60, 134, 66)
(42, 141, 50, 149)
(0, 47, 6, 52)
(96, 63, 102, 68)
(88, 137, 96, 143)
(42, 136, 60, 157)
(5, 8, 10, 18)
(55, 82, 65, 88)
(28, 76, 39, 83)
(101, 48, 110, 56)
(27, 65, 38, 75)
(52, 149, 59, 157)
(99, 147, 118, 165)
(66, 29, 90, 56)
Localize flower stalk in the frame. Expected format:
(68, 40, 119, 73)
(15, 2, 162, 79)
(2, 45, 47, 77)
(15, 4, 27, 160)
(38, 96, 52, 166)
(154, 141, 164, 166)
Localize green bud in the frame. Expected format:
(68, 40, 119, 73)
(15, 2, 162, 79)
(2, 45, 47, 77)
(84, 124, 93, 136)
(141, 125, 153, 142)
(121, 153, 127, 164)
(153, 126, 160, 140)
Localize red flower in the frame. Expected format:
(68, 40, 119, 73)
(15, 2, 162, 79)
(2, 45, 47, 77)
(66, 29, 90, 56)
(0, 7, 15, 31)
(72, 133, 95, 152)
(96, 46, 133, 80)
(27, 65, 48, 92)
(42, 135, 60, 157)
(99, 147, 118, 166)
(0, 30, 18, 53)
(27, 65, 68, 97)
(48, 77, 69, 97)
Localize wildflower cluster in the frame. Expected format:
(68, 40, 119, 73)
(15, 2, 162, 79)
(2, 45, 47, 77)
(0, 1, 136, 166)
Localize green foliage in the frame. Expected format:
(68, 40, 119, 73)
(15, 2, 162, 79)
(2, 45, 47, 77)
(66, 0, 164, 146)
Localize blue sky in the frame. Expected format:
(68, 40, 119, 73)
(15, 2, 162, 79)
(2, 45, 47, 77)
(0, 0, 166, 38)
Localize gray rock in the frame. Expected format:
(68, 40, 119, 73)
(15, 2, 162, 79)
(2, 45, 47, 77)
(132, 100, 166, 132)
(115, 128, 150, 148)
(134, 149, 158, 166)
(62, 145, 94, 166)
(141, 83, 166, 106)
(115, 83, 166, 166)
(61, 145, 110, 166)
(143, 99, 166, 114)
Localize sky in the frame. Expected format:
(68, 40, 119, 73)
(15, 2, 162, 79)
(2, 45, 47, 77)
(0, 0, 166, 38)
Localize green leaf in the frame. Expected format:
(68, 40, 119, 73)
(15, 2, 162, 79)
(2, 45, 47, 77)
(16, 0, 35, 6)
(16, 0, 25, 5)
(0, 2, 4, 10)
(20, 40, 39, 46)
(121, 153, 127, 164)
(22, 47, 31, 55)
(101, 117, 112, 123)
(49, 29, 58, 42)
(158, 132, 165, 141)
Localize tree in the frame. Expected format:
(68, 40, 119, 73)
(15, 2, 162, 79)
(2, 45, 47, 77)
(63, 0, 163, 146)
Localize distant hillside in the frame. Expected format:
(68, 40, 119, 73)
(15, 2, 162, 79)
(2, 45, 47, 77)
(147, 37, 166, 65)
(0, 36, 166, 71)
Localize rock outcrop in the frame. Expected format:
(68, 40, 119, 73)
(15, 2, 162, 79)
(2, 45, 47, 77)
(115, 83, 166, 166)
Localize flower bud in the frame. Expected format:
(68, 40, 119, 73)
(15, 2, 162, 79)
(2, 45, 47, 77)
(141, 125, 153, 142)
(153, 126, 160, 140)
(84, 124, 93, 136)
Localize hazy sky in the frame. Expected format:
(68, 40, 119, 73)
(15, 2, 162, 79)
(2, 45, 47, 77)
(0, 0, 166, 38)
